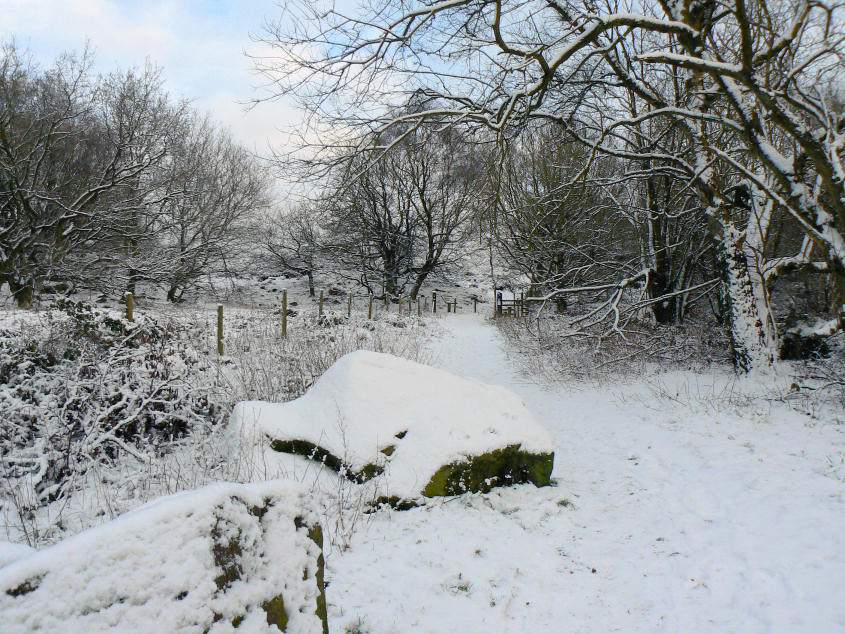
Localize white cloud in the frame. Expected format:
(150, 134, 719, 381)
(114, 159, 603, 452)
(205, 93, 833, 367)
(0, 0, 299, 151)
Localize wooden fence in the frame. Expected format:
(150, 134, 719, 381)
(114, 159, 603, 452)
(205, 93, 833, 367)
(121, 288, 490, 355)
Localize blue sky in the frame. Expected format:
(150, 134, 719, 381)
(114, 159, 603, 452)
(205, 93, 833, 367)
(0, 0, 297, 151)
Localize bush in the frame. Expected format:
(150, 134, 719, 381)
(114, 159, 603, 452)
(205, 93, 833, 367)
(0, 303, 221, 544)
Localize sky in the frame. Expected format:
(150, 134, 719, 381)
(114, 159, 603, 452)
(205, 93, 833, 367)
(0, 0, 298, 153)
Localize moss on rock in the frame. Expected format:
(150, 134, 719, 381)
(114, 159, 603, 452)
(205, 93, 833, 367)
(308, 525, 328, 634)
(422, 445, 554, 497)
(211, 522, 244, 591)
(270, 437, 383, 484)
(269, 436, 554, 507)
(372, 496, 421, 511)
(291, 517, 328, 634)
(261, 595, 288, 630)
(270, 439, 344, 471)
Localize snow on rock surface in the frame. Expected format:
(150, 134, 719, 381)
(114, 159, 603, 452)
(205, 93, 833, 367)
(0, 542, 34, 568)
(0, 481, 328, 634)
(231, 350, 554, 502)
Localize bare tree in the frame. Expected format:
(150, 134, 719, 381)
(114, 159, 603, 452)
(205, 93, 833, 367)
(1, 43, 270, 305)
(256, 0, 845, 370)
(0, 44, 180, 306)
(264, 202, 322, 297)
(154, 116, 270, 302)
(489, 125, 631, 313)
(320, 124, 480, 298)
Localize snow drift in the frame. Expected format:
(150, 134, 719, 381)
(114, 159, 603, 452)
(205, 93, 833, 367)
(0, 481, 327, 633)
(231, 351, 554, 503)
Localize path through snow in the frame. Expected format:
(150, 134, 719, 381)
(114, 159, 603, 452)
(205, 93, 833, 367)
(328, 315, 845, 633)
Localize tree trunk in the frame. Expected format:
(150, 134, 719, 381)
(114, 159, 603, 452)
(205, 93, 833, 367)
(647, 269, 677, 324)
(409, 260, 436, 300)
(829, 257, 845, 315)
(307, 270, 315, 297)
(645, 176, 678, 325)
(8, 276, 34, 308)
(126, 267, 139, 294)
(719, 223, 775, 372)
(383, 250, 400, 298)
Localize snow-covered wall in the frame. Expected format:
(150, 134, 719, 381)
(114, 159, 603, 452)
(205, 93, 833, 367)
(0, 481, 327, 633)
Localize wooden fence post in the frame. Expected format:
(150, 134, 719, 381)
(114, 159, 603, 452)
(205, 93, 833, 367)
(281, 289, 287, 337)
(473, 297, 477, 313)
(398, 297, 403, 315)
(347, 292, 352, 318)
(417, 299, 421, 317)
(520, 291, 525, 318)
(433, 292, 437, 313)
(368, 294, 373, 319)
(125, 292, 134, 322)
(318, 290, 324, 316)
(217, 304, 224, 355)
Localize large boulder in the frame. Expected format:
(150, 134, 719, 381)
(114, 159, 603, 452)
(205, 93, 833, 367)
(231, 351, 554, 505)
(0, 481, 327, 633)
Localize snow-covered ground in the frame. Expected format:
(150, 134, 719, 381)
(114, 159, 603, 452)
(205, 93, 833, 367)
(3, 281, 844, 632)
(327, 314, 845, 633)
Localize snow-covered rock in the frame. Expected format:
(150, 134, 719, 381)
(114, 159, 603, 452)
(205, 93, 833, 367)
(0, 542, 34, 568)
(0, 481, 327, 633)
(231, 351, 554, 503)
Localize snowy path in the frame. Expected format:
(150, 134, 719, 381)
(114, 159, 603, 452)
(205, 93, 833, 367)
(328, 315, 845, 633)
